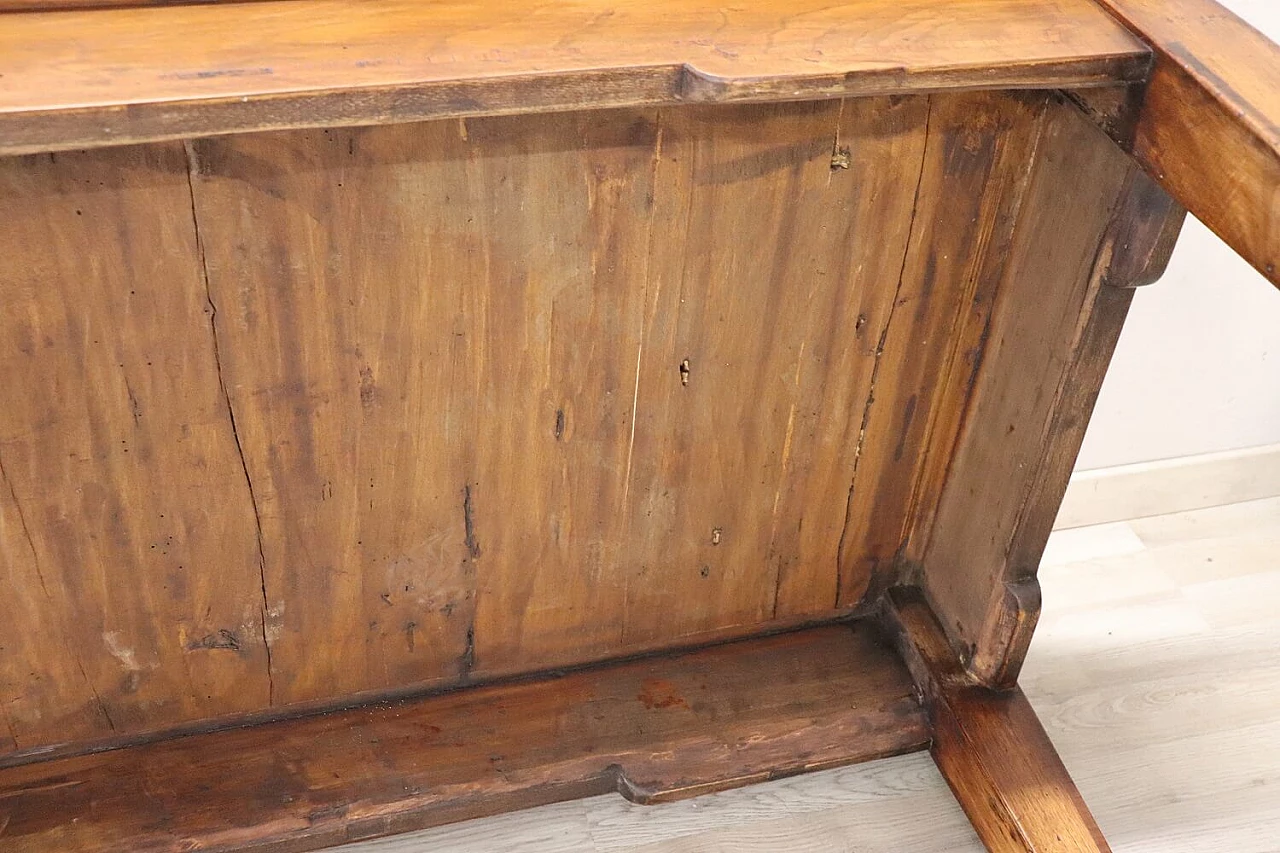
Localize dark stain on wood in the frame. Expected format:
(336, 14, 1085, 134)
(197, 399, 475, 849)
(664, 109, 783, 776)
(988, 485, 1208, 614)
(463, 484, 481, 560)
(459, 625, 476, 679)
(185, 630, 242, 653)
(636, 677, 690, 710)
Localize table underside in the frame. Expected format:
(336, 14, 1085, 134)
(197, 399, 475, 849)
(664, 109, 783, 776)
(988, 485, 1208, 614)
(0, 2, 1190, 844)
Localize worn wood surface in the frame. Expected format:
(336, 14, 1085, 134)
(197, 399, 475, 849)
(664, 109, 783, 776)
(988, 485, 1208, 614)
(0, 90, 1153, 757)
(0, 0, 255, 8)
(0, 145, 272, 754)
(0, 623, 928, 853)
(1088, 0, 1279, 287)
(185, 99, 932, 696)
(1091, 167, 1187, 289)
(3, 97, 1039, 755)
(837, 90, 1049, 608)
(0, 71, 1202, 851)
(886, 587, 1110, 852)
(915, 100, 1185, 687)
(323, 502, 1280, 852)
(0, 0, 1149, 155)
(611, 97, 928, 634)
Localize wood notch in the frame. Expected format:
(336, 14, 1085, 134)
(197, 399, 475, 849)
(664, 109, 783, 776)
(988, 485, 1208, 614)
(0, 624, 928, 853)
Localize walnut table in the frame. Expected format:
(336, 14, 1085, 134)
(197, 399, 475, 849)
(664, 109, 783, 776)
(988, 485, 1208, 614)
(0, 1, 1276, 850)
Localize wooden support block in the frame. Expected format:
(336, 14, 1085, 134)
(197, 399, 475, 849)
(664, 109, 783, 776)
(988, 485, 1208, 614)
(0, 622, 927, 853)
(886, 587, 1110, 853)
(915, 98, 1188, 689)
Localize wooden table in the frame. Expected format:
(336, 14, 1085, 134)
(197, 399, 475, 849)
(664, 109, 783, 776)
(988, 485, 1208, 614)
(0, 1, 1275, 850)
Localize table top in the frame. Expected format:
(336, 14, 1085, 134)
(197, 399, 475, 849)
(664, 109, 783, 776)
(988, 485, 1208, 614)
(0, 0, 1148, 154)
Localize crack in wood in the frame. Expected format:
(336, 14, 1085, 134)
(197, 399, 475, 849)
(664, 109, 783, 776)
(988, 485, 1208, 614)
(184, 141, 276, 706)
(462, 484, 482, 560)
(835, 94, 933, 610)
(459, 625, 476, 680)
(895, 96, 1051, 572)
(73, 655, 116, 734)
(0, 706, 16, 752)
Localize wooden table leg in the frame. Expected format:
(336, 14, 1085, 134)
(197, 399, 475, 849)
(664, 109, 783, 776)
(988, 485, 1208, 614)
(886, 588, 1110, 852)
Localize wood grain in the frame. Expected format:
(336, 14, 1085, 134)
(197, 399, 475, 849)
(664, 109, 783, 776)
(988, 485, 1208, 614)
(0, 622, 928, 853)
(0, 146, 270, 753)
(886, 587, 1110, 852)
(915, 100, 1185, 687)
(836, 90, 1049, 607)
(761, 95, 930, 620)
(1, 95, 1044, 756)
(1088, 0, 1279, 287)
(0, 92, 1157, 756)
(180, 99, 945, 698)
(330, 502, 1280, 853)
(1091, 166, 1186, 289)
(188, 123, 493, 703)
(0, 0, 255, 9)
(621, 96, 928, 636)
(0, 0, 1149, 155)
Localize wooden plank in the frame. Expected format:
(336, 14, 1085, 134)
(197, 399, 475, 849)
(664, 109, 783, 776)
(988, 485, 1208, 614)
(916, 101, 1129, 685)
(766, 95, 930, 618)
(184, 101, 940, 696)
(0, 622, 929, 853)
(324, 499, 1280, 853)
(1088, 0, 1280, 287)
(915, 100, 1185, 687)
(0, 0, 253, 8)
(452, 109, 660, 675)
(886, 587, 1110, 853)
(619, 96, 929, 639)
(836, 90, 1048, 606)
(969, 168, 1183, 679)
(0, 146, 270, 753)
(188, 122, 496, 704)
(0, 0, 1150, 155)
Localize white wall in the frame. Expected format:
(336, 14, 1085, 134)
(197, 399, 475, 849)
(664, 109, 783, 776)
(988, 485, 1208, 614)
(1073, 0, 1280, 472)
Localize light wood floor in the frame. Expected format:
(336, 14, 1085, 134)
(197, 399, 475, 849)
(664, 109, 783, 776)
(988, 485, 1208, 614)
(332, 497, 1280, 852)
